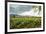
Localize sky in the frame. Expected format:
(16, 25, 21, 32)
(9, 4, 42, 16)
(10, 4, 32, 14)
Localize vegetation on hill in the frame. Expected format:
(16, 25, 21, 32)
(10, 16, 41, 29)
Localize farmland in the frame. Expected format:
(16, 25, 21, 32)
(10, 16, 41, 29)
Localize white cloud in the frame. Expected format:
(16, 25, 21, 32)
(18, 9, 41, 16)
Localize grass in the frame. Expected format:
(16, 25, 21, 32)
(10, 16, 41, 29)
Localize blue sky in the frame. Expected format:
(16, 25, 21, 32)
(10, 4, 32, 14)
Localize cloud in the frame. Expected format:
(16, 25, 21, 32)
(18, 9, 40, 16)
(10, 4, 32, 14)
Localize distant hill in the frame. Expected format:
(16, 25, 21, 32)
(10, 14, 41, 18)
(10, 14, 19, 16)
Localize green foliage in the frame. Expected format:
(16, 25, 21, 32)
(10, 16, 41, 29)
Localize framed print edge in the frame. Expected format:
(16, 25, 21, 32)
(5, 1, 45, 34)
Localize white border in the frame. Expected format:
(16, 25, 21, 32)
(7, 2, 43, 32)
